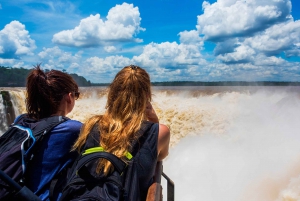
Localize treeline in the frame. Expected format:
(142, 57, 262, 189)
(2, 66, 299, 87)
(0, 66, 91, 87)
(91, 81, 300, 87)
(151, 81, 300, 86)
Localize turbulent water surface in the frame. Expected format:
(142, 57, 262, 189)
(1, 86, 300, 201)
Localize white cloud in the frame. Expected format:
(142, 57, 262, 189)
(215, 19, 300, 63)
(0, 58, 24, 67)
(216, 44, 256, 63)
(247, 20, 300, 55)
(254, 54, 286, 66)
(0, 21, 36, 59)
(55, 40, 208, 82)
(197, 0, 292, 41)
(52, 3, 145, 47)
(85, 55, 130, 73)
(284, 42, 300, 57)
(44, 39, 207, 82)
(38, 46, 82, 71)
(104, 46, 117, 53)
(81, 55, 132, 82)
(2, 0, 300, 83)
(133, 42, 204, 68)
(179, 30, 204, 45)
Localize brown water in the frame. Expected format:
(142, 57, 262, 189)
(2, 86, 300, 201)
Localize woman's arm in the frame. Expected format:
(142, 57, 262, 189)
(145, 102, 170, 161)
(145, 101, 159, 123)
(157, 124, 170, 161)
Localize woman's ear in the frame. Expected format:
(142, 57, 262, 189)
(65, 93, 72, 104)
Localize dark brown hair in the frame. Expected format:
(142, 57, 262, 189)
(26, 64, 79, 120)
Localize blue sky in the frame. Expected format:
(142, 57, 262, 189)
(0, 0, 300, 83)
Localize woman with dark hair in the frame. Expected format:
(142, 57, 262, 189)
(23, 64, 82, 200)
(72, 65, 170, 200)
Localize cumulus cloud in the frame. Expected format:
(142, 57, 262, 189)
(215, 19, 300, 63)
(216, 44, 256, 64)
(0, 58, 24, 67)
(0, 21, 36, 59)
(104, 46, 117, 53)
(195, 0, 300, 65)
(128, 41, 209, 81)
(197, 0, 292, 41)
(179, 30, 204, 45)
(285, 44, 300, 57)
(86, 55, 130, 73)
(38, 46, 82, 71)
(58, 40, 208, 82)
(133, 42, 204, 68)
(67, 39, 207, 82)
(52, 3, 145, 47)
(81, 55, 132, 82)
(248, 20, 300, 55)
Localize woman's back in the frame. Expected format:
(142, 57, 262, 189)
(24, 64, 82, 200)
(80, 121, 159, 200)
(26, 120, 82, 200)
(72, 65, 170, 200)
(134, 122, 159, 200)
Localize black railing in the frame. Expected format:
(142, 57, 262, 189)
(146, 161, 174, 201)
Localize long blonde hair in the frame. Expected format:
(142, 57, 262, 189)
(73, 65, 152, 174)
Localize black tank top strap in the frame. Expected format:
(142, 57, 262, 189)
(83, 124, 100, 150)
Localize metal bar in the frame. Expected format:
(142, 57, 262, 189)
(146, 183, 162, 201)
(154, 161, 163, 183)
(162, 172, 175, 201)
(146, 162, 163, 201)
(146, 162, 175, 201)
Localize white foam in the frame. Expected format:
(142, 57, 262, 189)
(162, 87, 300, 201)
(5, 86, 300, 200)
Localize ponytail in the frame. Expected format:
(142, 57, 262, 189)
(26, 64, 53, 119)
(26, 64, 79, 120)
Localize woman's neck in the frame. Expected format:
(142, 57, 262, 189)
(51, 110, 66, 116)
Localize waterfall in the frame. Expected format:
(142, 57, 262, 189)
(0, 90, 18, 135)
(0, 94, 7, 134)
(2, 86, 300, 200)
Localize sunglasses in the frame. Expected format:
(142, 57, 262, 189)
(74, 92, 80, 100)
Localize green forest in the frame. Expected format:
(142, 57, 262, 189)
(0, 66, 91, 87)
(1, 66, 300, 87)
(151, 81, 300, 86)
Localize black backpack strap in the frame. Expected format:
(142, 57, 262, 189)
(15, 115, 69, 137)
(31, 116, 70, 136)
(20, 116, 69, 201)
(130, 121, 154, 156)
(77, 152, 126, 174)
(34, 116, 69, 201)
(78, 121, 154, 175)
(49, 162, 72, 201)
(86, 121, 154, 157)
(22, 116, 70, 163)
(12, 114, 28, 125)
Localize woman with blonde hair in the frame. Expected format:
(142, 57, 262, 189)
(72, 65, 170, 200)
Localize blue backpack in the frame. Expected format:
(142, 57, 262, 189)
(0, 114, 69, 200)
(59, 123, 153, 201)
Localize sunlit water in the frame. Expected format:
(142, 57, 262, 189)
(2, 86, 300, 201)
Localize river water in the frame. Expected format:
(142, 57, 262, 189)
(1, 86, 300, 201)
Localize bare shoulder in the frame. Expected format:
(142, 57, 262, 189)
(157, 124, 170, 161)
(158, 124, 170, 139)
